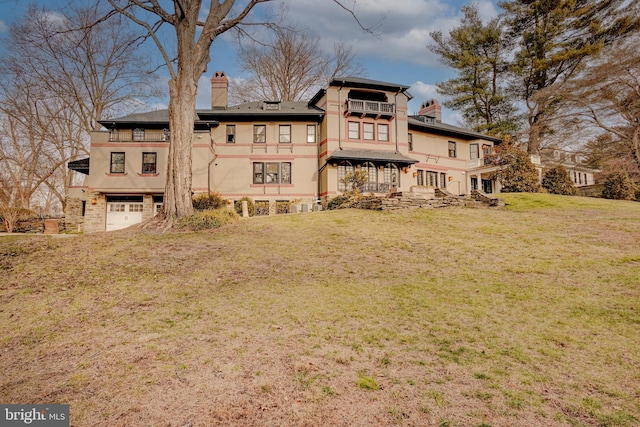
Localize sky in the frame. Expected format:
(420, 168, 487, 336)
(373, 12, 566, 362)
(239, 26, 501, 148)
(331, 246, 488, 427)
(0, 0, 502, 124)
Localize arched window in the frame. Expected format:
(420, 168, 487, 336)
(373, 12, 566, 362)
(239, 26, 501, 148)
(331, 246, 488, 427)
(383, 163, 400, 189)
(337, 161, 354, 192)
(362, 162, 377, 192)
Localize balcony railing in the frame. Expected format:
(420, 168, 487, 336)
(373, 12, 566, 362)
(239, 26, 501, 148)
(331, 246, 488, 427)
(109, 129, 170, 142)
(346, 100, 395, 117)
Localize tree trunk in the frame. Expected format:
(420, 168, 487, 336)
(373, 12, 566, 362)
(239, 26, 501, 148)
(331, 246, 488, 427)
(163, 72, 197, 219)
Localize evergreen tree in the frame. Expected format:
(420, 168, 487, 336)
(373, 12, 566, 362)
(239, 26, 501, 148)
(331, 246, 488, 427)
(602, 171, 636, 200)
(500, 0, 640, 154)
(429, 5, 519, 137)
(542, 166, 577, 196)
(488, 142, 541, 192)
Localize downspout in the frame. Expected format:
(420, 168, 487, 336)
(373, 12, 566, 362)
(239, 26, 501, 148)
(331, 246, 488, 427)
(338, 83, 344, 150)
(394, 90, 400, 153)
(207, 125, 217, 195)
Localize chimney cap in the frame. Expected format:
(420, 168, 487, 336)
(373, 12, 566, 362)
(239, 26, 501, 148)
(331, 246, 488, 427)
(211, 71, 228, 81)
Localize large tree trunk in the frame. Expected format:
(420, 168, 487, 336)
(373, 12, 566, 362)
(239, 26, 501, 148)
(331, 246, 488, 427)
(163, 72, 197, 219)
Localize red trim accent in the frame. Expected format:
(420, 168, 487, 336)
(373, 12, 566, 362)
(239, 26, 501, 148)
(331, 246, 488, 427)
(105, 173, 128, 176)
(137, 173, 160, 177)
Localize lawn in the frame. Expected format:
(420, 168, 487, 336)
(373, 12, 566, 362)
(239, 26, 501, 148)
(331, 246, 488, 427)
(1, 193, 639, 426)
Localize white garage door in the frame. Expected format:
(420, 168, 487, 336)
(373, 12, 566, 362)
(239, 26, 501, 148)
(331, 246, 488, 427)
(106, 202, 144, 231)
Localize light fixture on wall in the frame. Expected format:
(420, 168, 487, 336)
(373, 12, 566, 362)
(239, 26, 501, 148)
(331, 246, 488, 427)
(91, 198, 97, 205)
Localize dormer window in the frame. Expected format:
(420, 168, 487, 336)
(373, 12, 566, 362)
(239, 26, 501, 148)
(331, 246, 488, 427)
(263, 101, 280, 110)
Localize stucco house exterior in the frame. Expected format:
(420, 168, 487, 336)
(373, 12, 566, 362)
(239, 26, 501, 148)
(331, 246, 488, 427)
(66, 73, 503, 232)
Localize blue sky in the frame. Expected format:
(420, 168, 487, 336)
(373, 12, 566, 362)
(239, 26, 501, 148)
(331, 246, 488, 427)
(0, 0, 501, 124)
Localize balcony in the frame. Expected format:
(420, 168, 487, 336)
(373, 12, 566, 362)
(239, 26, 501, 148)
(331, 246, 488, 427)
(109, 129, 170, 142)
(345, 99, 395, 119)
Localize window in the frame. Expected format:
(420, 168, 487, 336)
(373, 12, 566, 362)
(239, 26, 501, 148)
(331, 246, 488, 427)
(253, 125, 266, 143)
(440, 172, 447, 189)
(307, 124, 316, 143)
(281, 162, 291, 184)
(426, 171, 438, 186)
(384, 163, 399, 188)
(266, 163, 279, 183)
(362, 162, 377, 192)
(253, 163, 264, 183)
(417, 170, 424, 186)
(348, 121, 359, 139)
(110, 152, 125, 174)
(470, 143, 479, 160)
(338, 161, 355, 192)
(448, 141, 457, 158)
(142, 152, 157, 174)
(129, 204, 144, 213)
(133, 128, 145, 141)
(363, 123, 374, 140)
(378, 124, 389, 141)
(279, 125, 291, 143)
(482, 144, 492, 156)
(408, 133, 413, 151)
(253, 162, 291, 184)
(109, 203, 125, 212)
(226, 125, 235, 143)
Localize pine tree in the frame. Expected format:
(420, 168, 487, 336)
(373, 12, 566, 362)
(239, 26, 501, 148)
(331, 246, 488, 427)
(500, 0, 640, 154)
(429, 5, 519, 137)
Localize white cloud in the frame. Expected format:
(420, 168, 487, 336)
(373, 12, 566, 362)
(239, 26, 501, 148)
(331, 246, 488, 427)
(272, 0, 494, 67)
(0, 20, 8, 33)
(407, 80, 439, 114)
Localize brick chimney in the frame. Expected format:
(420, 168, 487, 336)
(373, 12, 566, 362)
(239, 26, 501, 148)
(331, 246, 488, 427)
(211, 71, 228, 109)
(418, 99, 442, 122)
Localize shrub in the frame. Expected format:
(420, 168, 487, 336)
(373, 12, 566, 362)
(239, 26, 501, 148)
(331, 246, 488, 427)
(487, 142, 541, 193)
(178, 209, 238, 231)
(327, 194, 353, 210)
(542, 165, 577, 195)
(234, 196, 255, 217)
(192, 192, 227, 210)
(602, 171, 636, 200)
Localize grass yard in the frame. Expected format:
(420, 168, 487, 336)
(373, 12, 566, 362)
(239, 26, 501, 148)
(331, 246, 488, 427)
(1, 193, 639, 426)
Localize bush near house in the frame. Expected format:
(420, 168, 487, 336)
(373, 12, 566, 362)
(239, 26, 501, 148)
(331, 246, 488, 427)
(192, 192, 227, 210)
(178, 208, 238, 231)
(234, 196, 256, 217)
(542, 165, 577, 196)
(602, 171, 636, 200)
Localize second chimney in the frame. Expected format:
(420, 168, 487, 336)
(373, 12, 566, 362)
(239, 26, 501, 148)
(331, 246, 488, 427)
(418, 99, 442, 122)
(211, 71, 228, 109)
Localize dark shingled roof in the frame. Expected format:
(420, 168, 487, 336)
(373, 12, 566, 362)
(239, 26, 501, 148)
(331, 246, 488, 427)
(326, 149, 418, 165)
(68, 157, 90, 175)
(197, 101, 324, 120)
(328, 76, 412, 93)
(408, 116, 502, 143)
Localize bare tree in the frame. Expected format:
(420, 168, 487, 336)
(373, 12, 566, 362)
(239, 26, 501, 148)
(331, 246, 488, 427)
(231, 26, 363, 103)
(564, 38, 640, 179)
(104, 0, 371, 222)
(0, 4, 159, 213)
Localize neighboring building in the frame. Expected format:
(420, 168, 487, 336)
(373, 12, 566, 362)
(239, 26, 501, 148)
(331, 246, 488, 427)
(539, 148, 599, 186)
(66, 73, 503, 232)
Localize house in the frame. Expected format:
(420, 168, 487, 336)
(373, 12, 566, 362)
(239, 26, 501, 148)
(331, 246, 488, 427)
(539, 148, 598, 187)
(66, 73, 503, 232)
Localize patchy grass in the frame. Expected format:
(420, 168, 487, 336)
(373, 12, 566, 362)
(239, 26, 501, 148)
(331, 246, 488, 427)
(1, 194, 639, 426)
